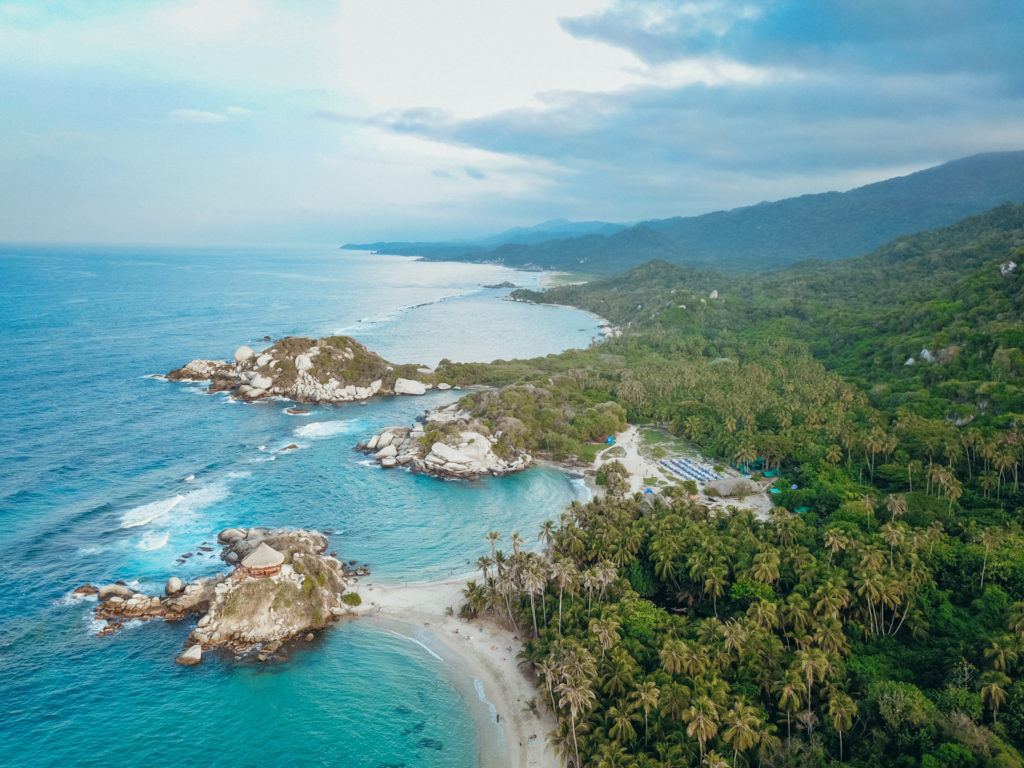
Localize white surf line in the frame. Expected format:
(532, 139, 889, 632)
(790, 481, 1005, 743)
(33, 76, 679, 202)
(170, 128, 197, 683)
(380, 628, 444, 662)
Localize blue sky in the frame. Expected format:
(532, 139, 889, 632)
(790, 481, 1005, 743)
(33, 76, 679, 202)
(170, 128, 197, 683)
(1, 0, 1022, 244)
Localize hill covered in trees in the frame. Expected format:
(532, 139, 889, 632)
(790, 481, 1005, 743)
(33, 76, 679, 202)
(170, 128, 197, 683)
(345, 151, 1024, 275)
(440, 203, 1024, 768)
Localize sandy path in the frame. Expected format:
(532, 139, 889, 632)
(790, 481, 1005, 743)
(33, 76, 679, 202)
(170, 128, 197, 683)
(597, 424, 673, 494)
(349, 579, 560, 768)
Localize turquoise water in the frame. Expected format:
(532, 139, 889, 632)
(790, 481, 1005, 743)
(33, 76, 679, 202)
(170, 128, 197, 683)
(0, 245, 596, 768)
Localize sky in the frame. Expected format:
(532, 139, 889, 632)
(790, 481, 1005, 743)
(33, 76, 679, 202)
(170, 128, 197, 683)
(1, 0, 1022, 245)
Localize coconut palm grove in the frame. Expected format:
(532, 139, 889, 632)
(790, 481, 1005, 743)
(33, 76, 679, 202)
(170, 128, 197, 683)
(448, 203, 1024, 768)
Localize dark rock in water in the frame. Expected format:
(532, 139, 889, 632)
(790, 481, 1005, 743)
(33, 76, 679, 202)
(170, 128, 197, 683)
(198, 546, 213, 552)
(377, 763, 406, 768)
(285, 407, 310, 415)
(483, 281, 516, 289)
(349, 559, 358, 565)
(181, 552, 192, 559)
(282, 444, 299, 451)
(395, 705, 412, 716)
(413, 721, 425, 733)
(73, 584, 98, 597)
(417, 738, 443, 751)
(263, 335, 272, 341)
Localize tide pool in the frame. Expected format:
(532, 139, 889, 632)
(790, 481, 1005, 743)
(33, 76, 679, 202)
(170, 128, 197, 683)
(0, 244, 595, 768)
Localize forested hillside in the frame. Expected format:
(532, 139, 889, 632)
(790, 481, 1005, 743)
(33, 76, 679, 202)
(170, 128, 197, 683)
(346, 151, 1024, 275)
(445, 203, 1024, 768)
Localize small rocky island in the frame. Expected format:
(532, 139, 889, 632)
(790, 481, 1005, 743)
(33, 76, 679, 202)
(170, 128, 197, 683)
(85, 527, 365, 665)
(167, 335, 451, 404)
(358, 400, 532, 479)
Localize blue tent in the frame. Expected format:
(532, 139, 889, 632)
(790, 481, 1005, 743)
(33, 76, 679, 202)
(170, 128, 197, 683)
(605, 436, 616, 444)
(644, 488, 654, 494)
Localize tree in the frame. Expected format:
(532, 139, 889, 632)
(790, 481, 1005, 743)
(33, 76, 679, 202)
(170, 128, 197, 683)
(827, 692, 856, 761)
(980, 671, 1009, 724)
(629, 680, 660, 745)
(721, 701, 760, 767)
(556, 675, 596, 768)
(684, 696, 720, 761)
(486, 530, 501, 558)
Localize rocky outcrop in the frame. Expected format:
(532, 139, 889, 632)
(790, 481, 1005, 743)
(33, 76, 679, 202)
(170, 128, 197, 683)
(91, 527, 366, 663)
(358, 402, 532, 479)
(167, 335, 435, 405)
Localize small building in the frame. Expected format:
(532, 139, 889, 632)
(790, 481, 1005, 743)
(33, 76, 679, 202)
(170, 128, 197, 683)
(239, 542, 285, 579)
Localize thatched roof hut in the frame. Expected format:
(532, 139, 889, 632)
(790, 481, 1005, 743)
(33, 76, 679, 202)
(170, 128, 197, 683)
(240, 542, 285, 578)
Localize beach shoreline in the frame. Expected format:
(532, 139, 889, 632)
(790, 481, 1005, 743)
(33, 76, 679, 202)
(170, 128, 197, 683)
(349, 579, 560, 768)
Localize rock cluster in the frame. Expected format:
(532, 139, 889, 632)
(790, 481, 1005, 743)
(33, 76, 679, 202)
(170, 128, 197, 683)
(87, 527, 365, 664)
(358, 402, 532, 479)
(167, 335, 445, 405)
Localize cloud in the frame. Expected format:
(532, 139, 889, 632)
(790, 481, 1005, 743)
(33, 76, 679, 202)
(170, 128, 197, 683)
(169, 108, 229, 124)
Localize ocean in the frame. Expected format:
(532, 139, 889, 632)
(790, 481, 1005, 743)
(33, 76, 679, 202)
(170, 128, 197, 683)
(0, 245, 598, 768)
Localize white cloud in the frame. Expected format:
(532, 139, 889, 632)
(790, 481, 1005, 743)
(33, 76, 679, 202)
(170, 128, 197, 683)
(169, 108, 229, 123)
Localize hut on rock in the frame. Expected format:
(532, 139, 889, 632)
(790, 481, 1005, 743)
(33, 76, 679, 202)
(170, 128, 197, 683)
(239, 542, 285, 579)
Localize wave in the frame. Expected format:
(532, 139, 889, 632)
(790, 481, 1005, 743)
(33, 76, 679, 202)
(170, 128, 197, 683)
(293, 420, 364, 440)
(474, 678, 500, 724)
(137, 531, 169, 551)
(382, 628, 444, 662)
(120, 494, 184, 528)
(118, 478, 236, 530)
(331, 289, 481, 335)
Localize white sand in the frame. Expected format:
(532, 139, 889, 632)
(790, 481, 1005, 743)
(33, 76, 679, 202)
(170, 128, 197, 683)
(350, 578, 560, 768)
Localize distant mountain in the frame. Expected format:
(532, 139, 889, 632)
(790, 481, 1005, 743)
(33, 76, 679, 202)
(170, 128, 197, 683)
(516, 201, 1024, 415)
(342, 218, 625, 260)
(344, 151, 1024, 275)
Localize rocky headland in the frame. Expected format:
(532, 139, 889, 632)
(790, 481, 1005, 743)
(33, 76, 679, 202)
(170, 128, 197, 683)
(357, 400, 532, 479)
(167, 335, 449, 404)
(86, 527, 366, 664)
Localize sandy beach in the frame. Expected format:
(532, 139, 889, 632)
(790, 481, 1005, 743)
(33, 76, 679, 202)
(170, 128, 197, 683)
(349, 578, 560, 768)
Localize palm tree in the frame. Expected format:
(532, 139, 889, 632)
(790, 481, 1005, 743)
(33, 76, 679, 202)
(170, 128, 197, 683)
(684, 696, 720, 761)
(823, 529, 849, 567)
(886, 493, 907, 523)
(980, 671, 1009, 724)
(721, 701, 759, 767)
(485, 531, 501, 558)
(703, 750, 730, 768)
(607, 704, 639, 746)
(794, 648, 829, 719)
(983, 638, 1017, 674)
(550, 558, 576, 633)
(535, 658, 558, 713)
(590, 616, 621, 662)
(476, 555, 493, 581)
(979, 530, 999, 590)
(826, 444, 842, 466)
(511, 530, 524, 556)
(828, 692, 856, 761)
(775, 671, 803, 745)
(523, 560, 547, 637)
(538, 519, 557, 552)
(630, 680, 660, 744)
(555, 675, 596, 768)
(659, 638, 686, 676)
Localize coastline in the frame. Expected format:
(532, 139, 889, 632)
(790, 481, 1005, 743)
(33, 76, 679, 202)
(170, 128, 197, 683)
(350, 579, 560, 768)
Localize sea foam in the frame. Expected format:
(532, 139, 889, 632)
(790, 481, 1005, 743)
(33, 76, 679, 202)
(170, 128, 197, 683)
(293, 420, 363, 440)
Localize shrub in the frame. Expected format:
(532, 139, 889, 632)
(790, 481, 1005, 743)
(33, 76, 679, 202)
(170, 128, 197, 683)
(341, 592, 362, 606)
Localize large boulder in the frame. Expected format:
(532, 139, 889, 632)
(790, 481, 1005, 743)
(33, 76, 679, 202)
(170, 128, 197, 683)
(234, 346, 255, 363)
(374, 444, 398, 460)
(295, 354, 312, 372)
(175, 644, 203, 666)
(394, 378, 427, 396)
(251, 374, 273, 390)
(166, 577, 186, 596)
(217, 528, 245, 544)
(98, 584, 134, 601)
